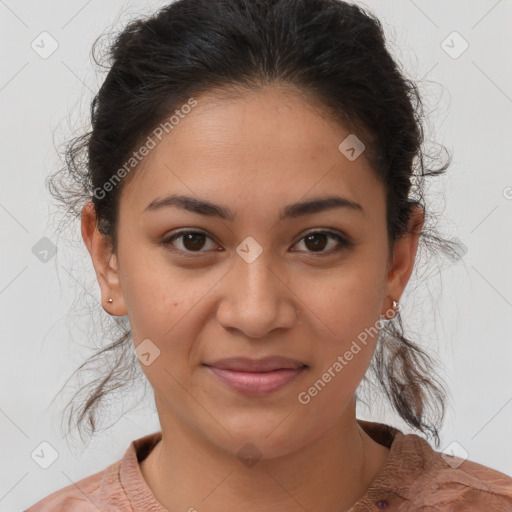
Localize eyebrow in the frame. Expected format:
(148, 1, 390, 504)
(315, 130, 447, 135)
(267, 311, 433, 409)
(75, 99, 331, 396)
(144, 194, 364, 221)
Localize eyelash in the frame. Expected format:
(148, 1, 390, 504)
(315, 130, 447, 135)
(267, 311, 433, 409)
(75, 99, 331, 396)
(160, 229, 352, 258)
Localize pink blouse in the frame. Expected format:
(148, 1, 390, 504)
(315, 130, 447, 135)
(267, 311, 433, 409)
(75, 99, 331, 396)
(24, 419, 512, 511)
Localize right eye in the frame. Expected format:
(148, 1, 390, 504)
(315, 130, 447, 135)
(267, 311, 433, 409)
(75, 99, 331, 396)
(160, 230, 221, 255)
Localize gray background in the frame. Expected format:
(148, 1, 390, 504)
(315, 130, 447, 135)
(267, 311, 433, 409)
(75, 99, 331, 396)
(1, 0, 511, 510)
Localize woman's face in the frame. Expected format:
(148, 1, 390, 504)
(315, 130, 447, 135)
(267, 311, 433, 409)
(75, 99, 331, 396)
(83, 85, 421, 459)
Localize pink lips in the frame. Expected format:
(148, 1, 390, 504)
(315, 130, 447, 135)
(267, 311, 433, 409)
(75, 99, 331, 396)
(203, 356, 308, 396)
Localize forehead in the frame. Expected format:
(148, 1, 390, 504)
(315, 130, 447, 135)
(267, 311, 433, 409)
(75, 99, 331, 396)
(119, 86, 385, 221)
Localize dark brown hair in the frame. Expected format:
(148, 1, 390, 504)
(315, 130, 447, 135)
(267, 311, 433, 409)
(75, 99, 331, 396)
(48, 0, 464, 449)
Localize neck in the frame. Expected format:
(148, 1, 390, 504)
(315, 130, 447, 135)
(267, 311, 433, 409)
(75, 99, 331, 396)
(140, 398, 391, 512)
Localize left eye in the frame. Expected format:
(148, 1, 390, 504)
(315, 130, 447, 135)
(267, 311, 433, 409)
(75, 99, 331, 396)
(292, 231, 348, 254)
(161, 230, 349, 255)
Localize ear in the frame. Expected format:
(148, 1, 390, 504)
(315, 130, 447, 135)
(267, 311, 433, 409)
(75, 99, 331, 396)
(81, 202, 127, 316)
(382, 204, 424, 316)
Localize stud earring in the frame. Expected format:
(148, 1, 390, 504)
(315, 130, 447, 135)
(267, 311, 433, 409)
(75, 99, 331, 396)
(379, 298, 399, 322)
(106, 298, 113, 303)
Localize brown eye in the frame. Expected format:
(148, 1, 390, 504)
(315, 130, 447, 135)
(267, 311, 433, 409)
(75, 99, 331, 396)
(304, 232, 329, 251)
(292, 231, 350, 255)
(161, 230, 218, 254)
(181, 232, 207, 251)
(160, 229, 351, 258)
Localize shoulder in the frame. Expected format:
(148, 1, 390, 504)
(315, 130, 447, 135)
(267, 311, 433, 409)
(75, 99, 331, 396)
(23, 460, 124, 512)
(356, 420, 512, 511)
(397, 432, 512, 511)
(23, 432, 162, 512)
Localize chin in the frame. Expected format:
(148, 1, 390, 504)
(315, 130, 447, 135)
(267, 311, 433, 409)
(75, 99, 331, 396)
(203, 415, 317, 462)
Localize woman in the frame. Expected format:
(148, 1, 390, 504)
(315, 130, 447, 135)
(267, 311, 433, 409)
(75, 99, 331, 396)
(25, 0, 512, 510)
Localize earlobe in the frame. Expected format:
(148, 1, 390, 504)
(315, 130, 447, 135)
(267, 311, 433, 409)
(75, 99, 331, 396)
(80, 202, 127, 316)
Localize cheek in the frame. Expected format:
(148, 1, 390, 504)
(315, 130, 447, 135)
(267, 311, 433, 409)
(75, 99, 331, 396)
(118, 235, 182, 328)
(118, 247, 220, 382)
(293, 277, 381, 426)
(292, 259, 385, 413)
(297, 261, 385, 349)
(117, 244, 189, 352)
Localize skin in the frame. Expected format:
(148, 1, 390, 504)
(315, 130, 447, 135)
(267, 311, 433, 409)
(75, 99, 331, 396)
(82, 85, 424, 512)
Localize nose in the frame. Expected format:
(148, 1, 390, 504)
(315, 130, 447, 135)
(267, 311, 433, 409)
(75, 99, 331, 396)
(215, 254, 298, 338)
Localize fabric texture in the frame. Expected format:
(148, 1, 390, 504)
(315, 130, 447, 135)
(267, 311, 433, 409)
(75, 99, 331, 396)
(24, 419, 512, 511)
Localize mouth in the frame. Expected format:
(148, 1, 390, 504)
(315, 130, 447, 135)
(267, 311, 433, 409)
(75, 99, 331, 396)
(203, 355, 308, 372)
(202, 357, 308, 395)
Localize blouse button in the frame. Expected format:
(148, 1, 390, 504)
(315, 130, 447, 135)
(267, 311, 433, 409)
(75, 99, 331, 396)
(376, 500, 389, 509)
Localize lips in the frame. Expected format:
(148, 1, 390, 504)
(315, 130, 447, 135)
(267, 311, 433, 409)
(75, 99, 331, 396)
(203, 355, 307, 372)
(202, 356, 308, 395)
